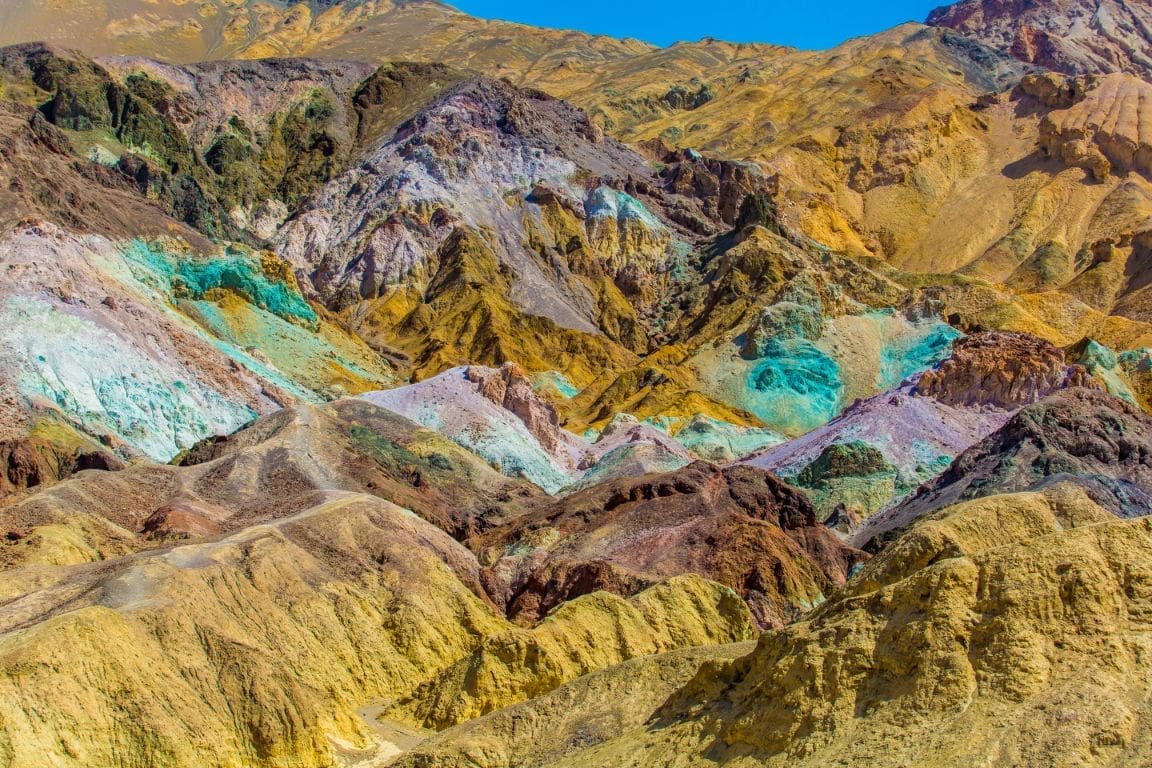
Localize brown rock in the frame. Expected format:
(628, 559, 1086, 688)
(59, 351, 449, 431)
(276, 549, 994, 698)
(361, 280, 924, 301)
(141, 498, 227, 539)
(914, 331, 1098, 409)
(473, 462, 865, 628)
(0, 435, 123, 498)
(466, 363, 563, 454)
(1016, 71, 1096, 109)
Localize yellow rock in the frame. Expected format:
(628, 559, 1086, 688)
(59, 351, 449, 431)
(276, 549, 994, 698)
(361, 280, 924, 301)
(0, 494, 508, 768)
(539, 485, 1152, 767)
(391, 641, 758, 768)
(386, 574, 756, 730)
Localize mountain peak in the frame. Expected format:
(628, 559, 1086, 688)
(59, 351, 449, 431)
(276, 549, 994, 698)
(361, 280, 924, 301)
(928, 0, 1152, 79)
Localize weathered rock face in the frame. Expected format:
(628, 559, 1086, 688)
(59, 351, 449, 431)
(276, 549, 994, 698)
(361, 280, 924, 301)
(1016, 70, 1098, 109)
(859, 387, 1152, 547)
(540, 485, 1152, 768)
(0, 44, 461, 241)
(1034, 73, 1152, 180)
(0, 220, 397, 463)
(466, 363, 563, 455)
(384, 574, 756, 731)
(0, 95, 183, 237)
(741, 300, 823, 359)
(642, 141, 774, 232)
(361, 367, 587, 493)
(277, 76, 656, 310)
(914, 331, 1097, 408)
(472, 462, 865, 629)
(275, 75, 774, 350)
(928, 0, 1152, 80)
(391, 642, 756, 768)
(0, 433, 122, 498)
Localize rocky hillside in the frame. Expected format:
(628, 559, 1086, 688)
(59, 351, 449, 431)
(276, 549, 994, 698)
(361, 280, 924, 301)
(11, 1, 1152, 338)
(928, 0, 1152, 78)
(1, 1, 1152, 768)
(470, 462, 863, 628)
(0, 397, 822, 768)
(860, 386, 1152, 546)
(463, 484, 1152, 768)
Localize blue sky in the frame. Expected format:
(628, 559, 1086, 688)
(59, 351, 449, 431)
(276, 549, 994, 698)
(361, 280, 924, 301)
(450, 1, 944, 50)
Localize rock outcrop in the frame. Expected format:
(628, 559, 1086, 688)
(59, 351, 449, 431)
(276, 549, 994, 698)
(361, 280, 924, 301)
(790, 441, 899, 523)
(928, 0, 1152, 80)
(915, 331, 1098, 407)
(0, 433, 122, 498)
(858, 387, 1152, 547)
(473, 462, 865, 628)
(0, 94, 182, 237)
(391, 641, 757, 768)
(1035, 73, 1152, 180)
(384, 574, 755, 730)
(466, 362, 563, 455)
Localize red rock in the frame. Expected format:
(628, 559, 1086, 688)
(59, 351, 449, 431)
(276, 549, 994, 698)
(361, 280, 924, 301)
(473, 462, 866, 628)
(0, 435, 123, 498)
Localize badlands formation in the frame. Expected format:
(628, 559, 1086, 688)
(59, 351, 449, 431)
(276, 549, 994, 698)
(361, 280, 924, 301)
(1, 0, 1152, 767)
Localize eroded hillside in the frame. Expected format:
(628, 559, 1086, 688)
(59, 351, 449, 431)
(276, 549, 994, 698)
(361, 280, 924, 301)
(1, 1, 1152, 767)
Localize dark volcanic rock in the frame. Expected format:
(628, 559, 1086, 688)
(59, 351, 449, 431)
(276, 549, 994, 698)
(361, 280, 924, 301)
(0, 44, 456, 241)
(797, 442, 895, 486)
(858, 387, 1152, 548)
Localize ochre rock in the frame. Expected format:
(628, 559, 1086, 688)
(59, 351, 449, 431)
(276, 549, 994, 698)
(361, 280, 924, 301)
(1037, 74, 1152, 180)
(391, 641, 756, 768)
(914, 331, 1098, 409)
(534, 485, 1152, 767)
(385, 574, 756, 730)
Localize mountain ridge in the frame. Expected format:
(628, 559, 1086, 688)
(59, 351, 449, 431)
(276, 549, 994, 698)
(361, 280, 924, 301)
(2, 2, 1152, 767)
